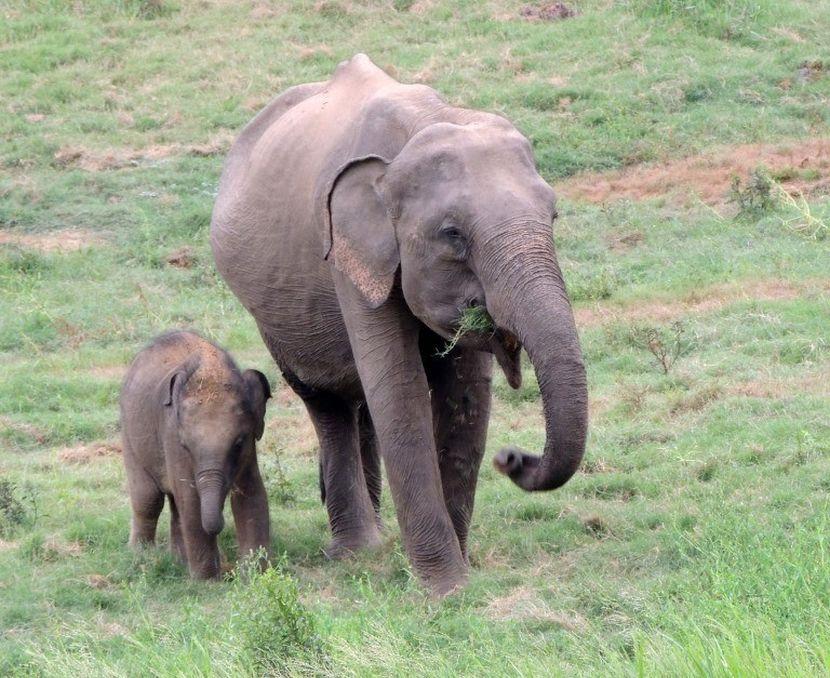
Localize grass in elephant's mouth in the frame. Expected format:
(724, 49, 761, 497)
(436, 306, 496, 357)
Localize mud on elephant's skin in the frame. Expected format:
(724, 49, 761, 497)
(120, 330, 272, 580)
(211, 54, 588, 594)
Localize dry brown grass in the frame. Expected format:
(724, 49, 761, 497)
(574, 278, 823, 328)
(559, 139, 830, 205)
(56, 441, 122, 465)
(51, 134, 234, 172)
(0, 228, 105, 253)
(484, 585, 589, 630)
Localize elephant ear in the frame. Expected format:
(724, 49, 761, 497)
(163, 356, 199, 414)
(326, 155, 399, 308)
(242, 369, 271, 440)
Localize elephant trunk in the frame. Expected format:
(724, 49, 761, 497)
(197, 469, 226, 536)
(480, 227, 588, 491)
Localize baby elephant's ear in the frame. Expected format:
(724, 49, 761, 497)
(164, 370, 187, 408)
(243, 369, 271, 440)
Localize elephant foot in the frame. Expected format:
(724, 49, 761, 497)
(425, 568, 468, 598)
(188, 554, 222, 581)
(323, 528, 383, 560)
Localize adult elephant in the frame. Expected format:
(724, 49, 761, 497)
(211, 54, 588, 594)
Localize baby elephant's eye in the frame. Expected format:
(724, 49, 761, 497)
(443, 226, 463, 240)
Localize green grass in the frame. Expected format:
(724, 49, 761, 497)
(437, 305, 495, 356)
(1, 0, 830, 675)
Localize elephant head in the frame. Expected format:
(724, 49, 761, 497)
(165, 359, 271, 534)
(328, 118, 587, 492)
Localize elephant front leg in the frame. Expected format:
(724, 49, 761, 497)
(231, 461, 271, 566)
(173, 484, 221, 580)
(424, 346, 493, 563)
(335, 276, 467, 594)
(304, 392, 381, 558)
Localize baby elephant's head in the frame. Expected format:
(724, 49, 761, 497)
(164, 355, 271, 536)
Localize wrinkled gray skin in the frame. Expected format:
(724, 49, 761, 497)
(211, 55, 588, 594)
(120, 331, 271, 579)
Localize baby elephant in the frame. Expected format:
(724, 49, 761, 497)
(121, 330, 271, 579)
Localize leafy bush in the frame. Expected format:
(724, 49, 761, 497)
(230, 553, 325, 673)
(260, 452, 296, 507)
(731, 168, 829, 239)
(0, 479, 38, 537)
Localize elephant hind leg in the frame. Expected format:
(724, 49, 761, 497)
(304, 391, 381, 558)
(358, 403, 382, 523)
(168, 494, 187, 563)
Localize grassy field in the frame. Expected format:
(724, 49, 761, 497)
(1, 0, 829, 675)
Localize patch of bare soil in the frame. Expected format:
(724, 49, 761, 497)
(165, 245, 196, 268)
(796, 59, 825, 84)
(485, 586, 588, 630)
(0, 539, 19, 552)
(520, 2, 577, 21)
(86, 574, 112, 589)
(57, 441, 122, 465)
(574, 278, 820, 328)
(0, 228, 104, 253)
(52, 133, 234, 172)
(559, 139, 830, 205)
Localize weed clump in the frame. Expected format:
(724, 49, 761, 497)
(0, 479, 38, 537)
(730, 168, 828, 239)
(628, 321, 694, 375)
(730, 168, 776, 217)
(437, 306, 495, 357)
(230, 553, 325, 673)
(259, 451, 295, 506)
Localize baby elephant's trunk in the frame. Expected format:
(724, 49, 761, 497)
(197, 469, 226, 536)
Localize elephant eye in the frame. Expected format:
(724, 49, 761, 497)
(439, 219, 467, 242)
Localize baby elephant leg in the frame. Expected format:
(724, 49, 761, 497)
(174, 483, 222, 580)
(231, 461, 271, 564)
(127, 467, 164, 547)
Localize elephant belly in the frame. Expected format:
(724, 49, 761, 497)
(248, 272, 364, 400)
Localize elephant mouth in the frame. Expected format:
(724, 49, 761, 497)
(490, 328, 522, 389)
(435, 304, 523, 389)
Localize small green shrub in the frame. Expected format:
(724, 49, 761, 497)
(730, 169, 828, 238)
(730, 168, 776, 218)
(259, 452, 296, 507)
(628, 321, 695, 375)
(0, 479, 38, 537)
(231, 553, 325, 672)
